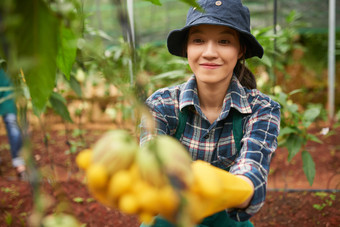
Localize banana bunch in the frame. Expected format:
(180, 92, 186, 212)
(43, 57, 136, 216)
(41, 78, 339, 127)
(75, 130, 192, 225)
(76, 129, 253, 227)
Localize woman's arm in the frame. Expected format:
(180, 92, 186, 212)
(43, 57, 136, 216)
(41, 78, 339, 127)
(228, 100, 281, 221)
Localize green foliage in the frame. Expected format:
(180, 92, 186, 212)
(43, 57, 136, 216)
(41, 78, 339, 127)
(4, 211, 12, 226)
(301, 150, 315, 186)
(68, 75, 83, 97)
(49, 92, 73, 123)
(1, 0, 81, 117)
(299, 30, 340, 74)
(65, 129, 87, 154)
(1, 0, 334, 190)
(143, 0, 200, 8)
(1, 186, 19, 197)
(313, 192, 336, 211)
(56, 25, 78, 80)
(143, 0, 162, 5)
(73, 197, 84, 203)
(247, 10, 305, 90)
(271, 89, 322, 185)
(42, 213, 83, 227)
(8, 0, 59, 115)
(73, 197, 95, 203)
(137, 43, 191, 94)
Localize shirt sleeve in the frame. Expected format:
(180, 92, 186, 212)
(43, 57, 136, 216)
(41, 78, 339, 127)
(139, 93, 172, 146)
(228, 99, 281, 221)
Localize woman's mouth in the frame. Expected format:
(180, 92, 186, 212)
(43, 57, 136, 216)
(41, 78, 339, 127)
(200, 63, 221, 69)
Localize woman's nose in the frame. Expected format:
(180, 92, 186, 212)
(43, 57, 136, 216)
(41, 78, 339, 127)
(202, 41, 218, 58)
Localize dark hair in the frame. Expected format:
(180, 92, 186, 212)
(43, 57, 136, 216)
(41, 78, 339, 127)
(234, 59, 257, 89)
(233, 36, 257, 89)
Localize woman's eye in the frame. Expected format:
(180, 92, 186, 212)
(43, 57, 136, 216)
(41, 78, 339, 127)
(219, 40, 230, 44)
(192, 38, 203, 44)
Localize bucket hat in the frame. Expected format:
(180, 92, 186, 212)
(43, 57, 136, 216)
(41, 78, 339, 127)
(167, 0, 264, 59)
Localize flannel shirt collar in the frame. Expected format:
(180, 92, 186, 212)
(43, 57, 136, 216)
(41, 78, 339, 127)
(179, 74, 252, 120)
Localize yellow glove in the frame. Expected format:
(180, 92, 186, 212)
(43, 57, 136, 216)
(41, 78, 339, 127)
(184, 160, 254, 224)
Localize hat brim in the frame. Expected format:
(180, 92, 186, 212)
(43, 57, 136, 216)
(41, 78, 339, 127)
(167, 18, 263, 59)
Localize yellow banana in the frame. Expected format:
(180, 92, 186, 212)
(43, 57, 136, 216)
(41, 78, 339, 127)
(76, 149, 92, 170)
(92, 130, 138, 175)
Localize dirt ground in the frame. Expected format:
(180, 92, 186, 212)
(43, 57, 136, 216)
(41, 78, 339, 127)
(0, 119, 340, 227)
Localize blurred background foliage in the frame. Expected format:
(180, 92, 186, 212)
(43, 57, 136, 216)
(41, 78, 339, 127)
(0, 0, 339, 185)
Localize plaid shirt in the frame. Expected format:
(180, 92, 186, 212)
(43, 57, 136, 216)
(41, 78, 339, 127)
(140, 74, 281, 221)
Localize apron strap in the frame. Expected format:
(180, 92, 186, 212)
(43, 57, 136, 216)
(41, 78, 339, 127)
(232, 109, 243, 154)
(174, 107, 189, 140)
(174, 107, 244, 154)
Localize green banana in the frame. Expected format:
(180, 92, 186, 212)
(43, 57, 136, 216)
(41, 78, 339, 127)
(137, 135, 194, 190)
(137, 140, 168, 188)
(92, 130, 138, 175)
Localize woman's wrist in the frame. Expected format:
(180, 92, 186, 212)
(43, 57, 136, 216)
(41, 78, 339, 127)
(234, 175, 254, 209)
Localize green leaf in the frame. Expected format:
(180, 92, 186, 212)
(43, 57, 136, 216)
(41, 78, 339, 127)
(151, 70, 186, 81)
(287, 135, 304, 161)
(288, 89, 303, 96)
(277, 92, 288, 106)
(142, 0, 162, 5)
(279, 127, 298, 137)
(313, 204, 325, 211)
(287, 103, 299, 113)
(307, 134, 323, 144)
(302, 150, 315, 186)
(69, 75, 82, 97)
(178, 0, 201, 9)
(302, 107, 321, 128)
(259, 55, 272, 67)
(49, 92, 73, 123)
(143, 0, 201, 9)
(12, 0, 59, 115)
(73, 197, 84, 203)
(56, 25, 77, 80)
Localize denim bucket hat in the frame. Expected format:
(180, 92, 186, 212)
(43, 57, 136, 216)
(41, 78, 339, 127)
(167, 0, 264, 59)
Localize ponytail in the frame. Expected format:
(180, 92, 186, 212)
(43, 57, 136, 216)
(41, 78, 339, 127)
(234, 36, 257, 89)
(234, 59, 257, 89)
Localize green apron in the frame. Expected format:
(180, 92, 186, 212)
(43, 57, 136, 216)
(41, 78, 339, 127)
(140, 211, 253, 227)
(140, 108, 253, 227)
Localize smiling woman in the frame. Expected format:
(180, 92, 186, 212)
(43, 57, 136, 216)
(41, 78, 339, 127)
(140, 0, 281, 226)
(186, 25, 243, 123)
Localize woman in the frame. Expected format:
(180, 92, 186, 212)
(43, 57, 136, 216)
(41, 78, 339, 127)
(0, 68, 27, 180)
(140, 0, 280, 226)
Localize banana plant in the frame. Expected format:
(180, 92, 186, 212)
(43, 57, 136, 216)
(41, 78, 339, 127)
(270, 88, 322, 186)
(1, 0, 81, 117)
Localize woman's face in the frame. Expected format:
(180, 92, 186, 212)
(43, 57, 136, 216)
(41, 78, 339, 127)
(187, 24, 243, 86)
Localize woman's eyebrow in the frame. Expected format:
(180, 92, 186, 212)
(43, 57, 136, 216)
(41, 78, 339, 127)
(188, 29, 203, 35)
(220, 29, 236, 36)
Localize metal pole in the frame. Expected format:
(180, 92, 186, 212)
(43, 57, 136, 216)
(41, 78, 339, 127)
(127, 0, 135, 86)
(328, 0, 336, 121)
(273, 0, 277, 86)
(127, 0, 135, 47)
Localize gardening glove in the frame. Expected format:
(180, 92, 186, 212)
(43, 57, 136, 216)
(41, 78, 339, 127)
(184, 160, 254, 224)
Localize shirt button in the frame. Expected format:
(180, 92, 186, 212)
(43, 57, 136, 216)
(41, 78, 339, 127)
(204, 134, 209, 139)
